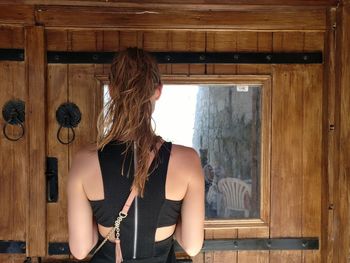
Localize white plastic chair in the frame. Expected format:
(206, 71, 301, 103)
(217, 177, 251, 218)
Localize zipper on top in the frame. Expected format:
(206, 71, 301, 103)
(132, 142, 138, 259)
(133, 196, 138, 259)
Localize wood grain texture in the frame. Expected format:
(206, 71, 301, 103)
(270, 33, 305, 263)
(270, 251, 302, 263)
(1, 0, 338, 7)
(206, 32, 238, 75)
(46, 64, 69, 243)
(0, 255, 28, 263)
(269, 63, 323, 263)
(270, 65, 303, 239)
(25, 26, 46, 256)
(321, 7, 336, 263)
(46, 29, 69, 51)
(47, 63, 103, 243)
(41, 28, 327, 263)
(68, 63, 103, 169)
(0, 27, 24, 48)
(203, 229, 238, 263)
(0, 62, 27, 242)
(332, 3, 350, 262)
(301, 64, 323, 263)
(35, 6, 327, 31)
(46, 27, 70, 245)
(239, 251, 269, 263)
(0, 0, 335, 260)
(10, 62, 28, 242)
(0, 4, 34, 25)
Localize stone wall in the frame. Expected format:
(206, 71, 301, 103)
(193, 85, 261, 218)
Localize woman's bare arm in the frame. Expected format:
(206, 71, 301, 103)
(67, 148, 98, 260)
(174, 147, 205, 256)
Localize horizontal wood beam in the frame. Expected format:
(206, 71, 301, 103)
(5, 0, 338, 7)
(34, 6, 327, 31)
(0, 5, 34, 25)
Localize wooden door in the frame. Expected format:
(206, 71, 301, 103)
(0, 27, 28, 263)
(46, 62, 103, 261)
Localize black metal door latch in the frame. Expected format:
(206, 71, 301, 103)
(46, 157, 58, 203)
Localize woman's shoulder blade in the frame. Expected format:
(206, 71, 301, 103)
(170, 144, 199, 157)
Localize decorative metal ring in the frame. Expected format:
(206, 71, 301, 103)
(55, 102, 81, 145)
(56, 125, 75, 145)
(3, 121, 25, 141)
(2, 99, 25, 141)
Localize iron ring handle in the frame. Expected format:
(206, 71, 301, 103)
(57, 125, 76, 145)
(2, 121, 25, 141)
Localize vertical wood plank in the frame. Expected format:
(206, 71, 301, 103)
(0, 27, 24, 48)
(46, 64, 69, 243)
(71, 30, 97, 51)
(236, 32, 258, 74)
(188, 31, 206, 74)
(238, 251, 269, 263)
(143, 31, 170, 51)
(270, 65, 303, 263)
(11, 62, 27, 242)
(206, 31, 237, 75)
(333, 3, 350, 262)
(211, 229, 237, 263)
(119, 31, 141, 50)
(273, 32, 305, 52)
(238, 223, 269, 261)
(322, 8, 336, 263)
(68, 64, 102, 161)
(301, 65, 323, 263)
(202, 229, 214, 263)
(46, 26, 70, 249)
(46, 29, 69, 51)
(0, 255, 28, 263)
(143, 31, 171, 74)
(103, 30, 119, 51)
(0, 62, 15, 240)
(304, 32, 325, 51)
(269, 30, 307, 263)
(303, 39, 325, 260)
(191, 252, 204, 263)
(257, 32, 273, 74)
(270, 251, 302, 263)
(0, 62, 27, 260)
(25, 25, 46, 256)
(102, 30, 120, 74)
(169, 31, 205, 75)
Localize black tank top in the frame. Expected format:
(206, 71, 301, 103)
(88, 140, 182, 260)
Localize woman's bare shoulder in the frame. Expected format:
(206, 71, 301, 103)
(169, 143, 202, 174)
(170, 144, 200, 160)
(69, 143, 98, 180)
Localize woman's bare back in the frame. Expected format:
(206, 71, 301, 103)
(82, 142, 191, 244)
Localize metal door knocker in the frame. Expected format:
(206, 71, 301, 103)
(56, 102, 81, 145)
(2, 99, 25, 141)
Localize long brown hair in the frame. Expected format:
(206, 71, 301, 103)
(96, 47, 162, 197)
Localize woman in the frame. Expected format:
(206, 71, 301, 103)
(67, 47, 205, 262)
